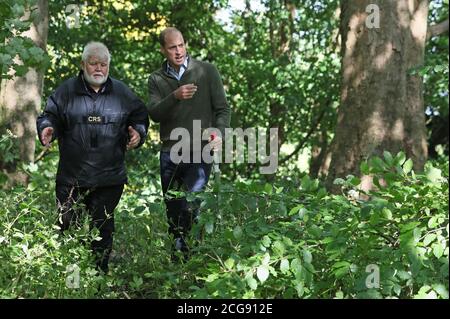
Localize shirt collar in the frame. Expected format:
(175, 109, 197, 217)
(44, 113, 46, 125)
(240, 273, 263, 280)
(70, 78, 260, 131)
(166, 56, 189, 75)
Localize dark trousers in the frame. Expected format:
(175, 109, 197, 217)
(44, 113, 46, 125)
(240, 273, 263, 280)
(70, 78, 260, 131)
(55, 183, 124, 273)
(160, 151, 212, 247)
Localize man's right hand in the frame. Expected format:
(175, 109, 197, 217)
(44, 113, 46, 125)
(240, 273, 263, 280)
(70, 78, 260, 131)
(174, 83, 197, 100)
(41, 127, 54, 147)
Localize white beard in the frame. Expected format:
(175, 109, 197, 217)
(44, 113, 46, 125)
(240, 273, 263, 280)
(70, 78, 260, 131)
(83, 70, 108, 87)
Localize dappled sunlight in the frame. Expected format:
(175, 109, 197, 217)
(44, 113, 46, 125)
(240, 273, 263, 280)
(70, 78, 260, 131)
(367, 110, 386, 143)
(343, 13, 366, 83)
(397, 0, 429, 43)
(391, 119, 406, 141)
(410, 1, 429, 43)
(373, 42, 394, 70)
(397, 0, 413, 28)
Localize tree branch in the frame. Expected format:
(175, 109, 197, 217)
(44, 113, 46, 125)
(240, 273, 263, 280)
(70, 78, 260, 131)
(427, 19, 449, 40)
(279, 107, 326, 165)
(34, 145, 50, 163)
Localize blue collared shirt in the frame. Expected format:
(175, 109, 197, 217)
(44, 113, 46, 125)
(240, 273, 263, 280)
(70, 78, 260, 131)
(166, 56, 189, 80)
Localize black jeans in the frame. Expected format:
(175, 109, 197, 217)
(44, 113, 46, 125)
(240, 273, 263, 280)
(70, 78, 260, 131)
(160, 151, 212, 248)
(55, 183, 124, 273)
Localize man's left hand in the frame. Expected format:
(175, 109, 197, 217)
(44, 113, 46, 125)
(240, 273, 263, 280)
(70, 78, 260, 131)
(127, 126, 141, 150)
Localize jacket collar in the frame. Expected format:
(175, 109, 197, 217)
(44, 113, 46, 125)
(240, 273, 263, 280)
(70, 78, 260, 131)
(161, 55, 197, 79)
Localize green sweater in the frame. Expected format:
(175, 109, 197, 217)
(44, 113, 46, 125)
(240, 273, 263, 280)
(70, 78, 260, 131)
(147, 58, 231, 151)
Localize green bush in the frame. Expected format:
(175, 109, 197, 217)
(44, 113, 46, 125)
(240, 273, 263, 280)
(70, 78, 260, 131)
(176, 152, 449, 299)
(0, 150, 448, 298)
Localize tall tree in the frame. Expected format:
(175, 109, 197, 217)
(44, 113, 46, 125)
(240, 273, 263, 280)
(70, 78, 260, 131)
(0, 0, 48, 185)
(326, 0, 431, 192)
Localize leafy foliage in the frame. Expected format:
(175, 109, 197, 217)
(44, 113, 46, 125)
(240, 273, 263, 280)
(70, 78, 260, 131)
(0, 0, 49, 79)
(1, 150, 447, 299)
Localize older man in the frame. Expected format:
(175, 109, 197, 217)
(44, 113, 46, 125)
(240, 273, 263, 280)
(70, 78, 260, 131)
(148, 28, 230, 258)
(37, 41, 148, 273)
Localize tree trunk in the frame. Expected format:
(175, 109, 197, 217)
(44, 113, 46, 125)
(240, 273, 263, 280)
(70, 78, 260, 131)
(326, 0, 429, 193)
(0, 0, 48, 185)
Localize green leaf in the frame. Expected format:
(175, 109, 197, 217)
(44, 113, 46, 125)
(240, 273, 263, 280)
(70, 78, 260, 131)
(434, 65, 446, 73)
(383, 151, 394, 165)
(12, 4, 25, 16)
(14, 65, 28, 77)
(309, 225, 322, 238)
(257, 265, 269, 283)
(264, 183, 273, 194)
(205, 222, 214, 234)
(273, 241, 285, 255)
(403, 159, 413, 174)
(303, 250, 313, 263)
(298, 208, 308, 220)
(289, 205, 301, 216)
(262, 253, 271, 265)
(246, 276, 258, 290)
(291, 258, 303, 278)
(426, 167, 442, 184)
(360, 161, 370, 175)
(276, 202, 287, 216)
(396, 270, 411, 280)
(432, 284, 449, 299)
(335, 291, 344, 299)
(317, 187, 328, 198)
(334, 266, 349, 279)
(382, 208, 393, 220)
(428, 216, 438, 229)
(280, 259, 289, 273)
(233, 226, 243, 239)
(415, 285, 432, 299)
(301, 175, 311, 190)
(423, 234, 436, 247)
(262, 235, 271, 247)
(224, 258, 235, 270)
(394, 152, 407, 165)
(370, 156, 385, 172)
(332, 261, 351, 269)
(132, 275, 143, 287)
(0, 53, 12, 65)
(350, 176, 361, 186)
(133, 206, 146, 214)
(432, 242, 444, 258)
(295, 282, 305, 297)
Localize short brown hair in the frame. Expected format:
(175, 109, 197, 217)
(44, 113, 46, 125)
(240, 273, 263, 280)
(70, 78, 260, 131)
(159, 27, 183, 46)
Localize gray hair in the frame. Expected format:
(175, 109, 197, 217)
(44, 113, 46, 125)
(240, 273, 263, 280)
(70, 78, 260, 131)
(82, 41, 111, 63)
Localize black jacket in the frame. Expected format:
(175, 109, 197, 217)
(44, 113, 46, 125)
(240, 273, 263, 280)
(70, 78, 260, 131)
(37, 71, 149, 187)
